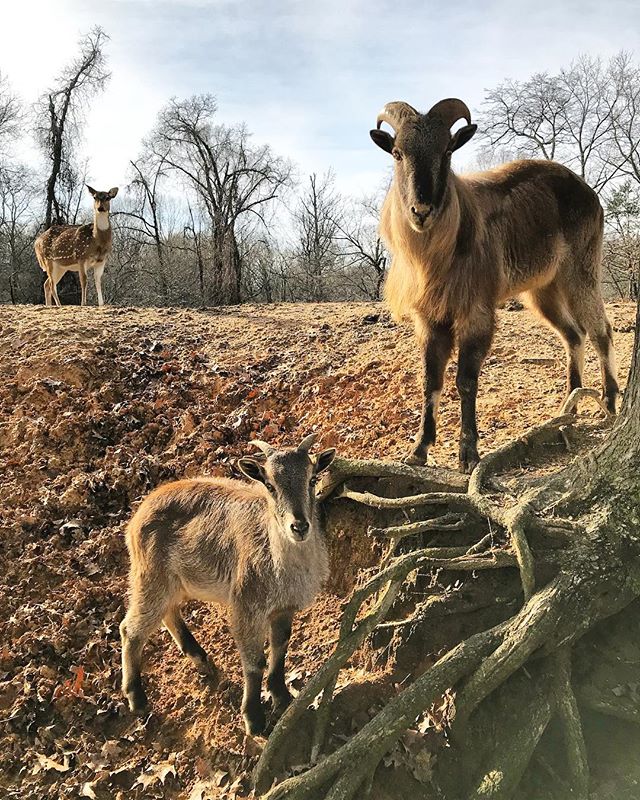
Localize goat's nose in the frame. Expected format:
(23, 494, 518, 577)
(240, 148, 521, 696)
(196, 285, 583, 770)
(411, 205, 433, 224)
(290, 520, 309, 539)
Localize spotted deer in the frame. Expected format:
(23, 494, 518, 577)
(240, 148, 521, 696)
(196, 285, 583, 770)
(34, 185, 118, 306)
(119, 434, 336, 735)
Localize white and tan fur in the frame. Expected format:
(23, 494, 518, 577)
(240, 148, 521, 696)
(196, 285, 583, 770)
(119, 434, 335, 735)
(34, 185, 118, 307)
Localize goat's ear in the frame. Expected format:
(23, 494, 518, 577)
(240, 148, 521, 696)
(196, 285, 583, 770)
(449, 124, 477, 153)
(108, 187, 119, 198)
(314, 448, 336, 474)
(238, 457, 267, 483)
(86, 185, 97, 197)
(370, 129, 395, 154)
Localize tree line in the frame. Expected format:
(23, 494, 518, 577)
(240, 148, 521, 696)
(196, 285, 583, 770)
(0, 29, 638, 306)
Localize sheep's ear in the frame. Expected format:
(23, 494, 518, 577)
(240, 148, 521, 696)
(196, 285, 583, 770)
(314, 448, 336, 474)
(86, 185, 97, 196)
(370, 129, 395, 154)
(238, 457, 267, 483)
(108, 187, 119, 198)
(449, 124, 477, 153)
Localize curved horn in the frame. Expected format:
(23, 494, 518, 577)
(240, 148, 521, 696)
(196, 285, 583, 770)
(297, 433, 318, 453)
(426, 98, 471, 128)
(376, 101, 419, 132)
(249, 439, 276, 457)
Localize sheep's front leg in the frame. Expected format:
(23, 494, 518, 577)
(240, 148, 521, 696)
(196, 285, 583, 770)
(267, 608, 295, 715)
(456, 320, 494, 474)
(406, 319, 454, 465)
(231, 606, 268, 735)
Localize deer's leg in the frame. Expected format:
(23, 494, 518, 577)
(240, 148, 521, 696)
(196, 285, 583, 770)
(456, 315, 494, 474)
(43, 275, 52, 306)
(79, 268, 88, 306)
(581, 303, 619, 413)
(163, 605, 218, 680)
(50, 264, 65, 308)
(119, 587, 168, 713)
(267, 608, 295, 715)
(230, 603, 268, 735)
(406, 318, 455, 466)
(94, 263, 105, 306)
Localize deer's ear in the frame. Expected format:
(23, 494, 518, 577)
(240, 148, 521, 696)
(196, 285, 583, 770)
(108, 187, 119, 198)
(314, 448, 336, 474)
(238, 457, 267, 484)
(86, 185, 97, 197)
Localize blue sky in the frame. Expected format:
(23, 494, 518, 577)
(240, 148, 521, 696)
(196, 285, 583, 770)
(1, 0, 639, 198)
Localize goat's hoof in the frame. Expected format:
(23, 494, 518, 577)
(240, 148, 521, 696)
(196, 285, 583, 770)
(271, 691, 293, 718)
(458, 447, 480, 474)
(126, 687, 148, 714)
(243, 704, 266, 736)
(403, 450, 428, 466)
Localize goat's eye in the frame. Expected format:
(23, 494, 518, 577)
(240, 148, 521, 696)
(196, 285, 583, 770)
(392, 148, 403, 161)
(265, 482, 275, 493)
(310, 476, 319, 487)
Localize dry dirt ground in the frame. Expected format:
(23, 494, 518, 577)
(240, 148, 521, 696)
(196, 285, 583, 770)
(0, 300, 635, 800)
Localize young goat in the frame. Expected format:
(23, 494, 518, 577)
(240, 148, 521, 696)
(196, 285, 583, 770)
(370, 98, 618, 473)
(120, 434, 335, 735)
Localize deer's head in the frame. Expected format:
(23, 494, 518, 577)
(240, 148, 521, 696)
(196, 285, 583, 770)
(86, 185, 119, 213)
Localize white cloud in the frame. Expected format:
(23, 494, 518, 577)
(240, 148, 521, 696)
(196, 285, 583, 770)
(1, 0, 639, 201)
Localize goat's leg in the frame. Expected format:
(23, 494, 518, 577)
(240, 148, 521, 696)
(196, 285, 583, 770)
(267, 608, 295, 715)
(231, 606, 268, 735)
(163, 605, 218, 680)
(456, 323, 494, 474)
(119, 589, 167, 712)
(406, 319, 454, 465)
(528, 286, 586, 404)
(584, 308, 619, 414)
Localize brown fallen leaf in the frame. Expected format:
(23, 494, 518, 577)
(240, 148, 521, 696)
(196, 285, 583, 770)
(135, 759, 177, 789)
(32, 752, 70, 774)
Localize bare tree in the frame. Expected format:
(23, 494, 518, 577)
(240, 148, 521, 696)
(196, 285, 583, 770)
(336, 193, 387, 300)
(291, 171, 344, 302)
(0, 164, 40, 303)
(607, 52, 640, 186)
(0, 72, 23, 155)
(148, 95, 292, 305)
(479, 54, 630, 193)
(603, 180, 640, 299)
(35, 26, 110, 229)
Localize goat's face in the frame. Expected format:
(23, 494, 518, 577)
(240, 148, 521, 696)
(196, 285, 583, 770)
(87, 185, 119, 213)
(239, 436, 336, 543)
(370, 99, 477, 233)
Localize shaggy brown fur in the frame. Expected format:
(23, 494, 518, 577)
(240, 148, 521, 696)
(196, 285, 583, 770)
(371, 99, 618, 472)
(119, 436, 335, 735)
(34, 186, 118, 307)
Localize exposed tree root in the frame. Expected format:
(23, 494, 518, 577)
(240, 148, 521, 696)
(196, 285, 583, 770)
(254, 399, 640, 799)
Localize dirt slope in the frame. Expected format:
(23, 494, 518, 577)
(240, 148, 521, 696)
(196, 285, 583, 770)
(0, 301, 635, 799)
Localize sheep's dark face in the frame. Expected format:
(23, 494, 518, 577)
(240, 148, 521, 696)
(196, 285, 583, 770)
(370, 100, 477, 233)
